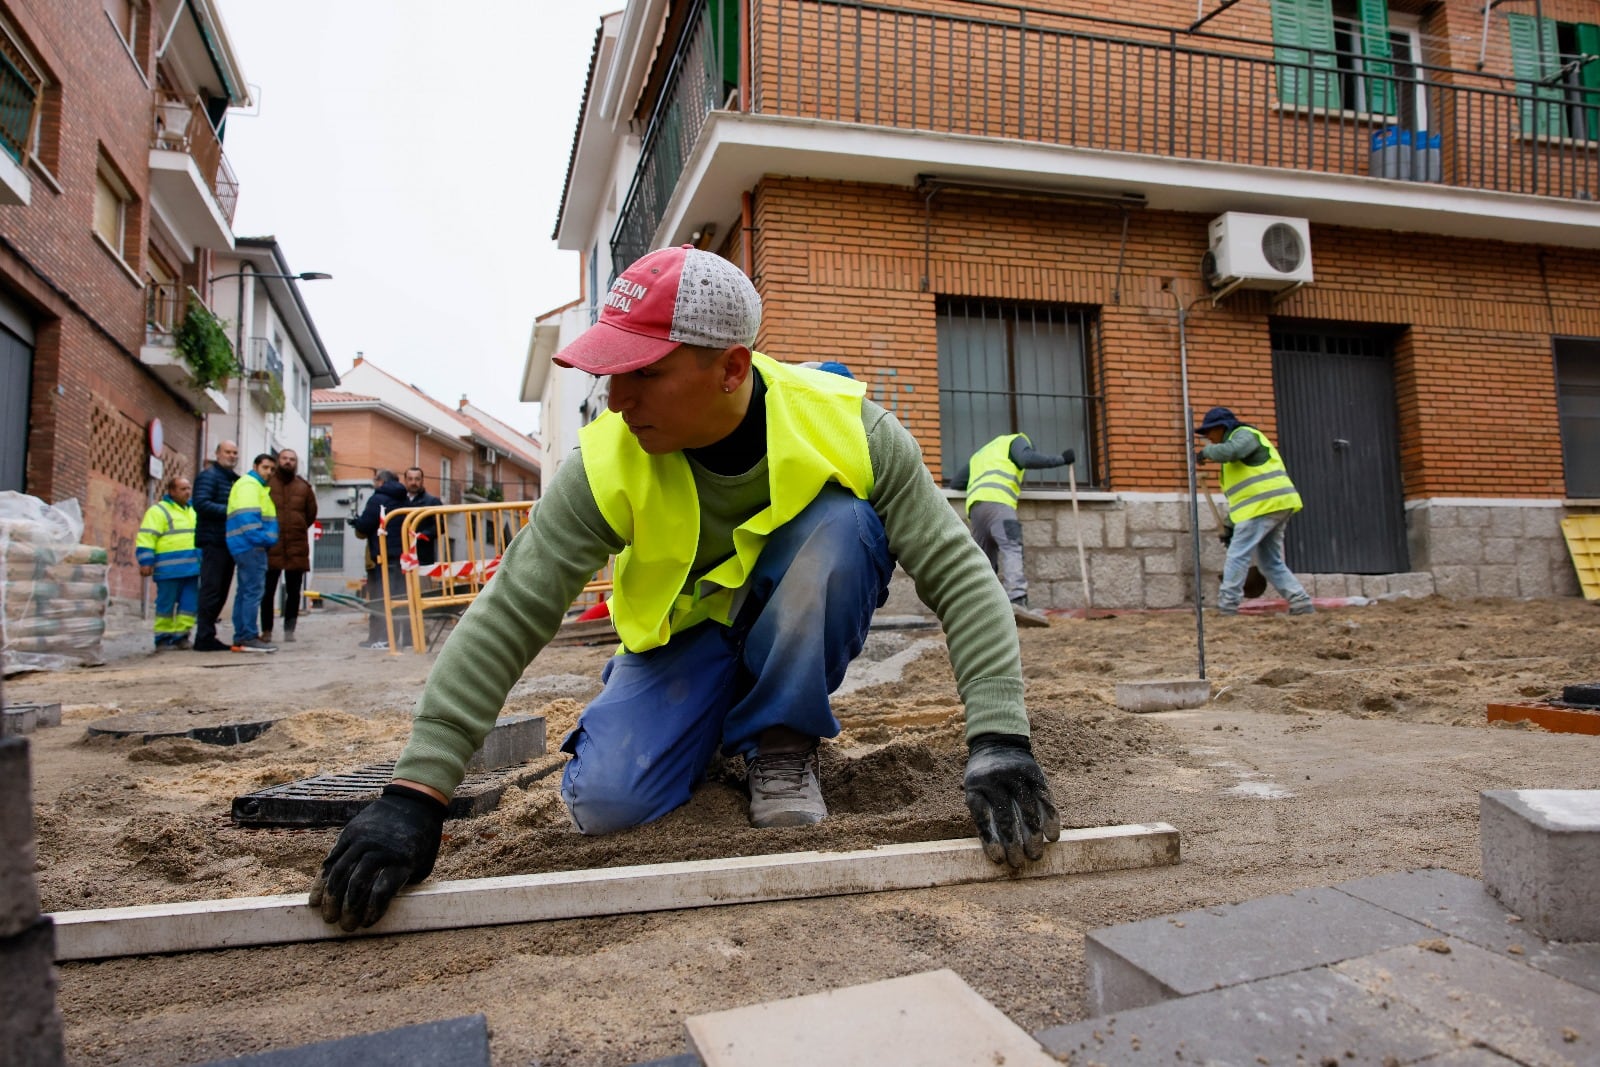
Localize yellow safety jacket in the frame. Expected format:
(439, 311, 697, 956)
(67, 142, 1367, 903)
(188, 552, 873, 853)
(580, 353, 874, 652)
(135, 498, 200, 580)
(1219, 426, 1302, 523)
(964, 433, 1028, 514)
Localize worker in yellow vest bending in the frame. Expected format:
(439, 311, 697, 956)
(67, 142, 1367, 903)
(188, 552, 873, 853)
(1195, 406, 1313, 616)
(312, 246, 1062, 931)
(962, 432, 1075, 626)
(135, 476, 199, 650)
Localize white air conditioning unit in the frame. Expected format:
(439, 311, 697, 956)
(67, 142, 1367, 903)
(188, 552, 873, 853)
(481, 446, 498, 465)
(1202, 212, 1313, 293)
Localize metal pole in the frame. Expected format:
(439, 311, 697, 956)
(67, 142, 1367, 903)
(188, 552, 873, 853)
(1167, 287, 1206, 680)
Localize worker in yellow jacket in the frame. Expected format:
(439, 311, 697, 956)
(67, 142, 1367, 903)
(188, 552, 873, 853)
(135, 477, 200, 650)
(312, 246, 1062, 932)
(1195, 406, 1313, 616)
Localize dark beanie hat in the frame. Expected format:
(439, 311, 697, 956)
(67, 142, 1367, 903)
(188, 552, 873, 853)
(1195, 406, 1240, 435)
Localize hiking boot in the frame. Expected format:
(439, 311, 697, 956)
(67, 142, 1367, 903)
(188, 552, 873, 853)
(232, 637, 278, 653)
(1289, 600, 1316, 616)
(282, 629, 296, 643)
(747, 746, 826, 827)
(192, 637, 230, 652)
(359, 640, 389, 650)
(171, 636, 191, 650)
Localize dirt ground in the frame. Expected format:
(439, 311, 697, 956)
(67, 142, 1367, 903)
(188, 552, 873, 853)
(8, 592, 1600, 1066)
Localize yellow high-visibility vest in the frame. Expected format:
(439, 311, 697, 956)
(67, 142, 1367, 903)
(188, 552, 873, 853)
(580, 353, 874, 652)
(135, 499, 199, 580)
(1219, 426, 1303, 522)
(964, 433, 1028, 514)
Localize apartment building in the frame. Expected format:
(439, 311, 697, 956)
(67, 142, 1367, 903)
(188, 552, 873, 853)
(203, 237, 339, 471)
(310, 358, 541, 588)
(539, 0, 1600, 609)
(0, 0, 251, 598)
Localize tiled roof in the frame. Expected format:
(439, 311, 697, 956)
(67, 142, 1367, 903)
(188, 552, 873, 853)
(312, 390, 379, 403)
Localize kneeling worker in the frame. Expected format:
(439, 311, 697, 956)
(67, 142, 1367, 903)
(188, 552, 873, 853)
(312, 246, 1061, 931)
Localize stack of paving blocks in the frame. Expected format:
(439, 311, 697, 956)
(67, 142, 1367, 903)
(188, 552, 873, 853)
(0, 701, 62, 738)
(1, 738, 66, 1066)
(1038, 789, 1600, 1065)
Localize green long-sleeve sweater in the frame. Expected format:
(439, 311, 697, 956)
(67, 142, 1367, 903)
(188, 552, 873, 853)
(393, 399, 1028, 797)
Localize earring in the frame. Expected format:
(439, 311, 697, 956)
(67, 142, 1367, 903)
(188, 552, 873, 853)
(723, 385, 732, 393)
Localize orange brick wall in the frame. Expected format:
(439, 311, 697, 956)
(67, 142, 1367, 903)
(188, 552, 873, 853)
(0, 1, 204, 596)
(316, 410, 463, 486)
(750, 175, 1588, 499)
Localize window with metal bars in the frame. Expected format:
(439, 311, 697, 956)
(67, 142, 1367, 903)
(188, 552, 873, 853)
(936, 299, 1099, 490)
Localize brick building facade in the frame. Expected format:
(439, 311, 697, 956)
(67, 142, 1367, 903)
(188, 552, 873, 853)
(1, 0, 249, 598)
(547, 0, 1600, 608)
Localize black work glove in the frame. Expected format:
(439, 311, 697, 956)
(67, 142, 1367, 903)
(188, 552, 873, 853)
(309, 783, 447, 932)
(1219, 525, 1234, 547)
(963, 734, 1061, 868)
(1059, 449, 1076, 467)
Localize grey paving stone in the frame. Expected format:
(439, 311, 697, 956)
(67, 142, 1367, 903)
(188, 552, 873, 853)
(1, 706, 38, 737)
(199, 1014, 489, 1066)
(1335, 868, 1600, 994)
(0, 918, 66, 1066)
(1481, 790, 1600, 942)
(1084, 886, 1435, 1014)
(1336, 939, 1600, 1067)
(1037, 968, 1459, 1066)
(464, 714, 546, 772)
(0, 738, 41, 940)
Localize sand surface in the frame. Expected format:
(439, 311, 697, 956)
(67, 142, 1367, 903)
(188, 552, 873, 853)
(8, 593, 1599, 1065)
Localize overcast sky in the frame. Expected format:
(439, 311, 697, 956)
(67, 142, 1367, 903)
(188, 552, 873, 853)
(213, 0, 620, 432)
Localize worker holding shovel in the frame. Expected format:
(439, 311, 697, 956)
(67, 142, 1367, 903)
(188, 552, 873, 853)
(1194, 407, 1314, 617)
(311, 246, 1061, 932)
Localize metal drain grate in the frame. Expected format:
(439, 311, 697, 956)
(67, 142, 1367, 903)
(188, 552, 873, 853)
(231, 761, 560, 827)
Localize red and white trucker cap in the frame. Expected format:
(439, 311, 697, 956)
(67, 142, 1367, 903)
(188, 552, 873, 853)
(552, 245, 762, 376)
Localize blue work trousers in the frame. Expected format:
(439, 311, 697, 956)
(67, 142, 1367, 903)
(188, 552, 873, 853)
(560, 487, 894, 835)
(1219, 510, 1311, 611)
(231, 547, 268, 642)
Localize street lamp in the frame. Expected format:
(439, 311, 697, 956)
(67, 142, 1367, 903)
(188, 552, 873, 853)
(208, 271, 333, 282)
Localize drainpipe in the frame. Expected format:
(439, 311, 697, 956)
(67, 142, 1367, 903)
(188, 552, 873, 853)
(1164, 282, 1206, 681)
(741, 191, 754, 277)
(233, 266, 252, 453)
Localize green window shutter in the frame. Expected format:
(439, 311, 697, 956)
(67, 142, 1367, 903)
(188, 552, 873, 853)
(708, 0, 740, 89)
(1357, 0, 1396, 116)
(1271, 0, 1341, 109)
(1575, 23, 1600, 140)
(1508, 13, 1565, 137)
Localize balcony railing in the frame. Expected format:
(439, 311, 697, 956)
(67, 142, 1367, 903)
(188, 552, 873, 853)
(151, 90, 239, 222)
(613, 0, 1600, 258)
(145, 281, 182, 343)
(246, 337, 285, 413)
(611, 0, 730, 271)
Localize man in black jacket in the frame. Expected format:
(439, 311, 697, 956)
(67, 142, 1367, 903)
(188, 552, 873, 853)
(352, 469, 410, 649)
(402, 466, 444, 566)
(190, 440, 240, 651)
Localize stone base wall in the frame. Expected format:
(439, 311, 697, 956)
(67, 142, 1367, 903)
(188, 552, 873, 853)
(886, 496, 1587, 612)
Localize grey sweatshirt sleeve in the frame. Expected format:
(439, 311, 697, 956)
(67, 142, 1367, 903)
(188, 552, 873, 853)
(393, 452, 622, 796)
(1008, 437, 1071, 470)
(865, 403, 1030, 740)
(1201, 426, 1259, 464)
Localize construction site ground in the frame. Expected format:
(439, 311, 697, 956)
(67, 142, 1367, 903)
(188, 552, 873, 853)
(9, 593, 1600, 1066)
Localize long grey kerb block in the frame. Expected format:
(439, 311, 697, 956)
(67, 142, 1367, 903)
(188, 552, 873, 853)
(1481, 789, 1600, 942)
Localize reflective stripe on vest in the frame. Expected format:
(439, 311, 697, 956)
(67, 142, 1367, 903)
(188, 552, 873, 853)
(1219, 426, 1302, 523)
(964, 433, 1027, 514)
(581, 353, 874, 653)
(136, 500, 200, 579)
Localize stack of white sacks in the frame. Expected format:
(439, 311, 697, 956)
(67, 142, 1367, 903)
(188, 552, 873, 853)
(1, 493, 108, 675)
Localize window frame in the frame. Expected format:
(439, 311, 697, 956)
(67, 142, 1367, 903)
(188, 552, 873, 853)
(935, 297, 1101, 492)
(93, 158, 132, 263)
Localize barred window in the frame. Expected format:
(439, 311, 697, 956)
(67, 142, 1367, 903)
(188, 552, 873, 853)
(936, 299, 1098, 490)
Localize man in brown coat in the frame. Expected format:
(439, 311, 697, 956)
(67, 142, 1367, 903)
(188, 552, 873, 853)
(263, 447, 318, 643)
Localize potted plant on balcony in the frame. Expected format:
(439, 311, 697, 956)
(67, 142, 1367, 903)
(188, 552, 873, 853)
(173, 296, 237, 392)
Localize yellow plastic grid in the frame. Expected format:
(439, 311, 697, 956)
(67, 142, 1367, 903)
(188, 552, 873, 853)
(1561, 515, 1600, 602)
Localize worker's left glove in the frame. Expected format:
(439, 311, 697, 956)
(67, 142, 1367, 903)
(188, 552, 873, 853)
(964, 734, 1061, 868)
(1059, 449, 1076, 467)
(310, 783, 446, 932)
(1219, 525, 1234, 547)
